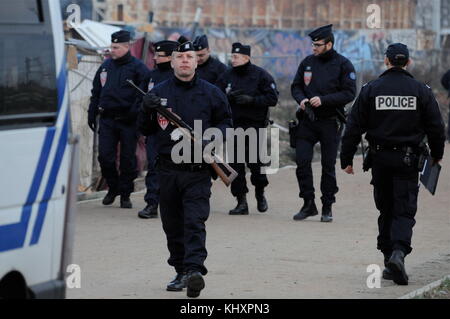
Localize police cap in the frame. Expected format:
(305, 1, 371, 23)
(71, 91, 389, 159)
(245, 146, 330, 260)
(154, 40, 179, 55)
(177, 35, 190, 45)
(175, 41, 195, 53)
(193, 35, 209, 51)
(231, 42, 251, 56)
(111, 30, 131, 43)
(386, 43, 409, 63)
(308, 24, 333, 42)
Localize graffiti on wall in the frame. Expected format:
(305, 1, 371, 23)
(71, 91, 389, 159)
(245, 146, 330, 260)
(155, 26, 426, 79)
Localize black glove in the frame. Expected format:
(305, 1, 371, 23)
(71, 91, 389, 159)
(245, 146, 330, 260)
(88, 109, 97, 132)
(142, 93, 161, 113)
(226, 89, 244, 104)
(234, 94, 254, 106)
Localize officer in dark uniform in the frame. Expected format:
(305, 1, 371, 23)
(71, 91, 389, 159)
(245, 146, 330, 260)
(88, 30, 149, 209)
(216, 42, 279, 215)
(138, 41, 232, 298)
(193, 34, 228, 85)
(291, 24, 356, 222)
(440, 69, 450, 141)
(138, 40, 178, 219)
(341, 43, 445, 285)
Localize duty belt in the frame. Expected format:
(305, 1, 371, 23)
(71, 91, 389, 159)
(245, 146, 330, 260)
(99, 107, 128, 119)
(158, 155, 208, 172)
(372, 144, 417, 153)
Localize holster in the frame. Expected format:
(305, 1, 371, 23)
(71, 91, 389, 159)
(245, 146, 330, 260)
(362, 146, 373, 172)
(288, 120, 298, 148)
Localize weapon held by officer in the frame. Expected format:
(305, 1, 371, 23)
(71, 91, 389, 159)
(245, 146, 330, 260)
(127, 79, 238, 187)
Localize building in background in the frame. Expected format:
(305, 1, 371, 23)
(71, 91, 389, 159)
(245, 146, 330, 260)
(65, 0, 450, 189)
(99, 0, 416, 30)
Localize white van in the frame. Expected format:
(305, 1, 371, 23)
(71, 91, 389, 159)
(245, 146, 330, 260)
(0, 0, 77, 298)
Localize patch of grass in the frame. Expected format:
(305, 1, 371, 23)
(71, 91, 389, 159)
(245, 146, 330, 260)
(414, 278, 450, 299)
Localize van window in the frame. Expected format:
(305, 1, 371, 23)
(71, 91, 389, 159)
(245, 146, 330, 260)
(0, 23, 58, 129)
(0, 0, 43, 24)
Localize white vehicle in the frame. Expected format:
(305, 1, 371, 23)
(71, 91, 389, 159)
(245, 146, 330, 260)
(0, 0, 78, 298)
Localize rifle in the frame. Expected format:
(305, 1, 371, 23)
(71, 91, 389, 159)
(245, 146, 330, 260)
(127, 79, 238, 187)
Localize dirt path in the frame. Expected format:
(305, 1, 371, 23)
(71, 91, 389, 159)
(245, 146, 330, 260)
(67, 145, 450, 299)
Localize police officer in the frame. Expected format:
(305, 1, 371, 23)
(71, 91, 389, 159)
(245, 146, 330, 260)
(138, 40, 179, 219)
(138, 41, 232, 297)
(291, 24, 356, 222)
(193, 34, 228, 85)
(440, 69, 450, 142)
(340, 43, 445, 285)
(88, 30, 149, 209)
(216, 42, 279, 215)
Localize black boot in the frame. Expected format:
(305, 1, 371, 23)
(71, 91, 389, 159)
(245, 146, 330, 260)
(138, 204, 158, 219)
(320, 204, 333, 222)
(120, 195, 132, 209)
(166, 273, 187, 291)
(255, 188, 268, 213)
(382, 253, 394, 280)
(102, 189, 118, 205)
(186, 271, 205, 298)
(229, 195, 249, 215)
(293, 199, 318, 220)
(387, 250, 409, 285)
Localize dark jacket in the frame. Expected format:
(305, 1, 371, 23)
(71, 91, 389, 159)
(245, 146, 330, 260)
(291, 49, 356, 119)
(138, 75, 233, 157)
(146, 61, 174, 90)
(88, 51, 149, 121)
(196, 56, 228, 85)
(341, 67, 446, 168)
(216, 61, 278, 127)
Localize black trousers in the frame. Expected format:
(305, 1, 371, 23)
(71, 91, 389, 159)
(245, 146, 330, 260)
(371, 149, 419, 256)
(230, 128, 269, 197)
(98, 118, 138, 196)
(144, 134, 159, 206)
(158, 164, 212, 275)
(295, 118, 341, 206)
